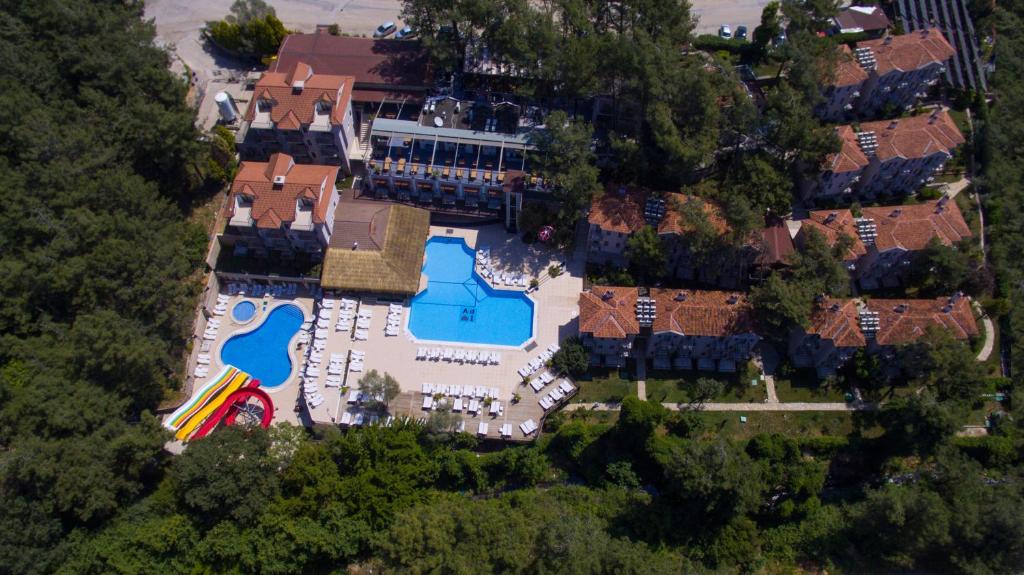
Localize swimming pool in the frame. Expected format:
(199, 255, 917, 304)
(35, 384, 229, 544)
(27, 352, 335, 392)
(232, 300, 256, 322)
(408, 237, 534, 347)
(220, 304, 304, 389)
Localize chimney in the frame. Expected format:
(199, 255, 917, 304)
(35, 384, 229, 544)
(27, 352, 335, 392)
(824, 212, 838, 224)
(888, 120, 899, 130)
(273, 175, 287, 187)
(602, 290, 614, 301)
(829, 303, 841, 313)
(884, 35, 893, 45)
(894, 303, 908, 313)
(890, 208, 902, 218)
(727, 294, 739, 305)
(674, 291, 687, 302)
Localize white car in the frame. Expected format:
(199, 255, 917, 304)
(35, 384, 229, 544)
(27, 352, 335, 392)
(395, 26, 416, 40)
(374, 21, 397, 38)
(719, 25, 732, 39)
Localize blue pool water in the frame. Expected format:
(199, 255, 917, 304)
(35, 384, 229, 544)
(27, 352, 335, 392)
(232, 300, 256, 322)
(221, 304, 304, 388)
(409, 237, 534, 346)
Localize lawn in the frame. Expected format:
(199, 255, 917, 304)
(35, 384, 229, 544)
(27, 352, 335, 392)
(645, 369, 767, 404)
(572, 369, 637, 404)
(773, 369, 849, 402)
(691, 411, 878, 440)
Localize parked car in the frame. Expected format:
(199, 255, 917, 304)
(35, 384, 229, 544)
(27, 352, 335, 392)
(736, 25, 748, 41)
(719, 25, 732, 39)
(374, 21, 397, 38)
(773, 30, 787, 47)
(395, 25, 416, 40)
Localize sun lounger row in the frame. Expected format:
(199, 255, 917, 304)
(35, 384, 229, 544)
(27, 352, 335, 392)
(340, 411, 392, 427)
(349, 350, 365, 372)
(519, 419, 538, 436)
(385, 304, 403, 336)
(528, 370, 556, 392)
(201, 317, 221, 342)
(518, 343, 561, 377)
(416, 347, 501, 364)
(538, 383, 574, 411)
(226, 282, 297, 297)
(421, 383, 499, 399)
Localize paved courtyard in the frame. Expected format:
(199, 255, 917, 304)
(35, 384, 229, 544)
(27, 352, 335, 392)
(188, 224, 584, 440)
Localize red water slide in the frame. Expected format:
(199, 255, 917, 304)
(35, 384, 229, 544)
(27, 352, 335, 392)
(190, 380, 274, 440)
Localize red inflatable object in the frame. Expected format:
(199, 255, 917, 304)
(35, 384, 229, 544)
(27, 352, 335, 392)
(190, 380, 274, 439)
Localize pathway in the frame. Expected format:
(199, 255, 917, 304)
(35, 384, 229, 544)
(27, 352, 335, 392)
(635, 357, 647, 401)
(764, 374, 779, 403)
(976, 305, 995, 362)
(566, 400, 871, 412)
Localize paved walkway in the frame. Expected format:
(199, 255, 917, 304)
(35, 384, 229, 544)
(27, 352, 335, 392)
(764, 375, 779, 403)
(566, 401, 870, 412)
(977, 314, 995, 362)
(635, 358, 647, 401)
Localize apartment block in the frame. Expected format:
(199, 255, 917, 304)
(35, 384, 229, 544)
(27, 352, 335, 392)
(797, 196, 971, 289)
(236, 63, 357, 171)
(819, 29, 955, 121)
(586, 189, 755, 288)
(222, 153, 340, 260)
(789, 294, 978, 377)
(812, 108, 964, 203)
(578, 287, 759, 372)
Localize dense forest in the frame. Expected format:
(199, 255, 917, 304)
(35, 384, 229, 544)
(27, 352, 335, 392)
(0, 1, 1022, 574)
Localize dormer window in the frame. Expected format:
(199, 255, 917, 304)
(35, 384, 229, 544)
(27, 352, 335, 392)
(236, 194, 253, 207)
(316, 100, 332, 115)
(257, 99, 272, 113)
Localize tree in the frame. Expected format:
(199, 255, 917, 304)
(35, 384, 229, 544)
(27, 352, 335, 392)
(876, 391, 961, 455)
(689, 377, 725, 406)
(750, 273, 813, 342)
(897, 327, 987, 402)
(204, 0, 287, 58)
(425, 405, 462, 439)
(551, 336, 589, 377)
(529, 111, 599, 231)
(170, 426, 280, 526)
(358, 369, 400, 412)
(752, 1, 782, 52)
(905, 237, 974, 296)
(625, 225, 667, 281)
(763, 80, 839, 169)
(790, 227, 851, 296)
(726, 154, 794, 217)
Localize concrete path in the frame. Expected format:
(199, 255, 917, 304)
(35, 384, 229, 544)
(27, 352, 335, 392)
(764, 375, 779, 403)
(566, 401, 870, 412)
(635, 358, 647, 401)
(977, 314, 995, 362)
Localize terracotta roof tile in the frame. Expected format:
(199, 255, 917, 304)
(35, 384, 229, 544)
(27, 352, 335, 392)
(578, 287, 640, 339)
(867, 295, 978, 345)
(862, 199, 971, 251)
(587, 188, 729, 236)
(859, 109, 965, 162)
(244, 62, 355, 127)
(757, 222, 796, 266)
(833, 45, 869, 87)
(271, 34, 432, 98)
(650, 289, 756, 337)
(226, 153, 339, 229)
(800, 210, 867, 260)
(807, 298, 867, 348)
(834, 6, 890, 33)
(859, 28, 955, 76)
(825, 125, 870, 173)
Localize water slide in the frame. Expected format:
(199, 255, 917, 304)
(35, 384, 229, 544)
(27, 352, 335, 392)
(165, 366, 252, 441)
(190, 384, 274, 440)
(164, 366, 241, 432)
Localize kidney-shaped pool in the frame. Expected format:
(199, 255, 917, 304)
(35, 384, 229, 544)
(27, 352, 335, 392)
(220, 303, 304, 389)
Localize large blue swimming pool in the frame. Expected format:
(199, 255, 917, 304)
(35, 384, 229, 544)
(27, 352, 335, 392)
(221, 304, 304, 388)
(409, 237, 534, 347)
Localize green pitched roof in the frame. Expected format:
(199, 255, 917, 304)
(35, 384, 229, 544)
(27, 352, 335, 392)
(320, 204, 430, 295)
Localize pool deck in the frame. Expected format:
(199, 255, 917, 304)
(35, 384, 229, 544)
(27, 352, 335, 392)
(305, 224, 584, 440)
(181, 224, 584, 441)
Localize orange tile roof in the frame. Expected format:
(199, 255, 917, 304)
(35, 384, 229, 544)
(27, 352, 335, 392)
(801, 210, 868, 260)
(859, 28, 955, 76)
(825, 125, 870, 173)
(587, 188, 729, 236)
(244, 62, 355, 128)
(833, 45, 869, 87)
(227, 153, 339, 229)
(861, 199, 971, 251)
(650, 289, 756, 337)
(867, 295, 978, 345)
(859, 109, 965, 162)
(807, 298, 867, 348)
(578, 287, 640, 339)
